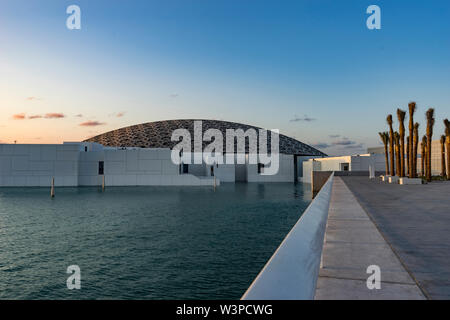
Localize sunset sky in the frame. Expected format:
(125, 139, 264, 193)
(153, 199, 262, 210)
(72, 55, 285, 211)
(1, 0, 449, 155)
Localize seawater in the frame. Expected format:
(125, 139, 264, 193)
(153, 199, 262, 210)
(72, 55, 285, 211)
(0, 183, 311, 299)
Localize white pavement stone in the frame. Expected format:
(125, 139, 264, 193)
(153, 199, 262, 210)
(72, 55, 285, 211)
(314, 177, 426, 300)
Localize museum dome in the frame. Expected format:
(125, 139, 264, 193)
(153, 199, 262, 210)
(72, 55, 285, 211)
(84, 119, 326, 156)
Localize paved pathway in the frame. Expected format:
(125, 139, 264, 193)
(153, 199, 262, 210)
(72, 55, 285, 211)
(340, 176, 450, 300)
(314, 177, 425, 299)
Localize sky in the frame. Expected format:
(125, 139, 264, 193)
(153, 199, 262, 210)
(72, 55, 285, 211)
(1, 0, 449, 156)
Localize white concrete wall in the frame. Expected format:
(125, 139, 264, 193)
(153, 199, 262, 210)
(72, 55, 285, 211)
(247, 154, 294, 182)
(187, 163, 207, 177)
(297, 156, 322, 178)
(302, 154, 386, 184)
(214, 164, 236, 182)
(0, 144, 217, 187)
(349, 154, 385, 171)
(418, 140, 447, 176)
(243, 173, 334, 300)
(0, 144, 80, 187)
(1, 143, 314, 186)
(302, 159, 322, 184)
(318, 156, 351, 171)
(80, 148, 212, 186)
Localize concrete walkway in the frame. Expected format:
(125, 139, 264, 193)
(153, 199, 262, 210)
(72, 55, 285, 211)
(341, 176, 450, 300)
(314, 177, 425, 299)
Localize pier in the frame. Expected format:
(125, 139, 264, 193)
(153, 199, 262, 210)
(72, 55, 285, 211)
(334, 176, 450, 299)
(244, 175, 450, 300)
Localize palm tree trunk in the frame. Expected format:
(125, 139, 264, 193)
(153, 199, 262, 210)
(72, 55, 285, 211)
(413, 123, 419, 178)
(406, 137, 410, 176)
(421, 136, 427, 177)
(408, 103, 416, 178)
(379, 132, 390, 176)
(447, 136, 450, 180)
(445, 120, 450, 180)
(397, 109, 406, 177)
(425, 108, 435, 182)
(384, 144, 389, 176)
(441, 136, 446, 177)
(395, 133, 401, 176)
(387, 115, 395, 176)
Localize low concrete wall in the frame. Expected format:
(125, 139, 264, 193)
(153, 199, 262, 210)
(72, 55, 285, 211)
(334, 170, 384, 177)
(312, 171, 333, 195)
(242, 173, 334, 300)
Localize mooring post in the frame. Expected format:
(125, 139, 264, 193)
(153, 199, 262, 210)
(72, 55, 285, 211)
(102, 175, 105, 191)
(51, 177, 55, 198)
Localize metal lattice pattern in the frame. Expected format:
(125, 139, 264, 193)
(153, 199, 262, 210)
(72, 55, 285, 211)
(84, 119, 326, 156)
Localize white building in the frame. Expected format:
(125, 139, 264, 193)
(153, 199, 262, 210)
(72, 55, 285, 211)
(368, 140, 449, 176)
(302, 153, 386, 183)
(0, 119, 326, 187)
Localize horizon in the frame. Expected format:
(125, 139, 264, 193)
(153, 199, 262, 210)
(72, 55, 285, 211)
(1, 0, 450, 156)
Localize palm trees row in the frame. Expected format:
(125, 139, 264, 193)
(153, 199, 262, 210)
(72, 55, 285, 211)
(379, 102, 450, 182)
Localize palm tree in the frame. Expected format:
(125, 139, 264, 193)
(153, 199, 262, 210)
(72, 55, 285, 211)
(397, 109, 406, 176)
(445, 119, 450, 180)
(425, 108, 435, 182)
(387, 114, 395, 176)
(394, 132, 401, 176)
(406, 136, 410, 176)
(408, 102, 416, 178)
(440, 135, 446, 177)
(421, 135, 427, 177)
(413, 123, 419, 177)
(378, 132, 390, 176)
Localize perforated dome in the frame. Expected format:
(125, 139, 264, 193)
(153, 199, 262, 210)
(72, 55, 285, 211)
(84, 119, 326, 156)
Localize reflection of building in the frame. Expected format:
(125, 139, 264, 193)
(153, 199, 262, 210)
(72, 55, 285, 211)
(0, 120, 325, 187)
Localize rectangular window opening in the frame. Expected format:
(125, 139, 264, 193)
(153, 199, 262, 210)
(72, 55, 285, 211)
(98, 161, 104, 175)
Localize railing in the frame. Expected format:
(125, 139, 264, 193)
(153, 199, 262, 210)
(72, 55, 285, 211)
(242, 172, 334, 300)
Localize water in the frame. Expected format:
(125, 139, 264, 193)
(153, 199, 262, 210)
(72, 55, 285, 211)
(0, 183, 311, 299)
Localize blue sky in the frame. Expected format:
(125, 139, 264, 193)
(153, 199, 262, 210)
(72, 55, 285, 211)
(1, 0, 449, 155)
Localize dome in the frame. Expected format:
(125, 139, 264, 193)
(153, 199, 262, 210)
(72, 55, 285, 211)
(84, 119, 326, 156)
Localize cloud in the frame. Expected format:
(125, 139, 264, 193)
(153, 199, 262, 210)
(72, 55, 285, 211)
(331, 139, 365, 150)
(79, 121, 106, 127)
(75, 114, 83, 118)
(108, 112, 126, 118)
(290, 115, 316, 122)
(44, 113, 65, 119)
(13, 113, 65, 120)
(312, 142, 331, 149)
(312, 138, 365, 151)
(26, 96, 42, 101)
(329, 134, 340, 138)
(170, 93, 179, 98)
(343, 143, 365, 149)
(332, 140, 357, 146)
(28, 115, 43, 119)
(13, 113, 26, 120)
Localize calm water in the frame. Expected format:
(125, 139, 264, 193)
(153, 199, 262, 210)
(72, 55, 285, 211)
(0, 183, 311, 299)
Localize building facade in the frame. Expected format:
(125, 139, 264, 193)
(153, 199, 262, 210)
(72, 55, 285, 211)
(0, 120, 326, 187)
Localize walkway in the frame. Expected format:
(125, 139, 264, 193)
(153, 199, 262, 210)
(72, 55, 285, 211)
(340, 176, 450, 300)
(314, 177, 425, 299)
